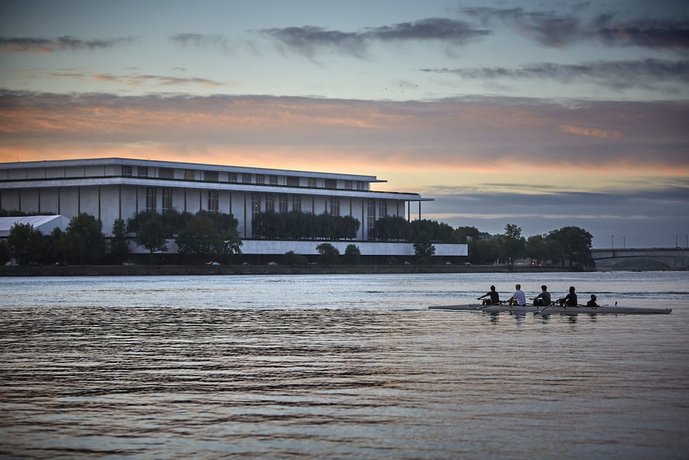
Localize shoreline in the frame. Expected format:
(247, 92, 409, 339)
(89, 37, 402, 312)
(1, 264, 571, 277)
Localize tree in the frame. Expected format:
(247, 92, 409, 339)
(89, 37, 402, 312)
(64, 213, 106, 264)
(0, 240, 9, 265)
(253, 211, 360, 240)
(547, 226, 594, 269)
(109, 218, 129, 263)
(7, 223, 41, 265)
(413, 234, 436, 265)
(468, 235, 501, 265)
(176, 214, 223, 256)
(454, 226, 480, 243)
(343, 244, 362, 264)
(223, 228, 243, 265)
(525, 234, 549, 266)
(410, 219, 455, 243)
(502, 224, 525, 263)
(175, 213, 242, 261)
(135, 213, 168, 254)
(373, 216, 410, 241)
(316, 242, 340, 265)
(48, 228, 67, 265)
(283, 250, 308, 266)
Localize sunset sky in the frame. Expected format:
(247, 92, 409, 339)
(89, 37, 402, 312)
(1, 0, 688, 248)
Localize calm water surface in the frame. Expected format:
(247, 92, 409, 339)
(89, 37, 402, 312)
(1, 272, 688, 459)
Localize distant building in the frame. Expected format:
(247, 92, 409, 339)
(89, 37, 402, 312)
(0, 158, 466, 257)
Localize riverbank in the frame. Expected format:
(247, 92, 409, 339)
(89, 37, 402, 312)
(0, 264, 569, 277)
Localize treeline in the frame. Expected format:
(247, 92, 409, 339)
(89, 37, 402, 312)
(372, 217, 594, 268)
(373, 217, 455, 242)
(1, 209, 594, 268)
(253, 211, 360, 240)
(2, 214, 112, 265)
(460, 224, 594, 269)
(127, 210, 241, 257)
(0, 210, 243, 265)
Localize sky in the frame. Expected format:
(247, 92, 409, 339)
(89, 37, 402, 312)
(1, 0, 688, 248)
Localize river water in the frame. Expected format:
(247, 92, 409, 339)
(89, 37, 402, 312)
(1, 272, 688, 459)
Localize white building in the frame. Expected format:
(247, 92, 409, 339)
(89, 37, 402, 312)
(0, 158, 466, 257)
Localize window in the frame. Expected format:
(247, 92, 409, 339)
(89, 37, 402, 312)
(204, 171, 218, 182)
(378, 200, 387, 219)
(324, 179, 336, 189)
(242, 173, 252, 183)
(146, 187, 157, 211)
(308, 178, 317, 188)
(162, 188, 173, 211)
(344, 180, 353, 190)
(291, 195, 301, 212)
(287, 176, 300, 187)
(269, 175, 278, 186)
(122, 165, 132, 176)
(329, 197, 340, 216)
(158, 168, 173, 179)
(251, 193, 261, 219)
(367, 199, 376, 240)
(256, 174, 265, 184)
(357, 181, 365, 190)
(184, 169, 195, 181)
(228, 172, 238, 183)
(208, 190, 219, 212)
(138, 167, 149, 178)
(278, 194, 288, 213)
(265, 194, 274, 212)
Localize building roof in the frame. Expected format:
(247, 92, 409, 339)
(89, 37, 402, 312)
(0, 157, 384, 183)
(0, 215, 70, 237)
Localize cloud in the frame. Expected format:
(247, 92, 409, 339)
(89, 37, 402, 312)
(261, 18, 489, 57)
(421, 59, 689, 91)
(462, 6, 689, 51)
(42, 70, 226, 87)
(559, 124, 622, 139)
(92, 73, 226, 87)
(463, 7, 583, 47)
(0, 36, 134, 53)
(366, 18, 490, 43)
(598, 19, 689, 50)
(261, 26, 366, 58)
(424, 185, 689, 247)
(0, 91, 687, 172)
(170, 33, 235, 53)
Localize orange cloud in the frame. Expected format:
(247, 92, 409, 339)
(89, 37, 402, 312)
(1, 92, 687, 184)
(559, 124, 622, 139)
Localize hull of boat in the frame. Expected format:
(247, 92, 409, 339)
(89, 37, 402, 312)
(429, 304, 672, 315)
(481, 305, 671, 315)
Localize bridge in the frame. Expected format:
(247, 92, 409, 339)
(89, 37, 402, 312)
(592, 248, 689, 271)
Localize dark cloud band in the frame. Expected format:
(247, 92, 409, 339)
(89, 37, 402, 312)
(261, 18, 489, 57)
(0, 36, 134, 53)
(422, 59, 689, 91)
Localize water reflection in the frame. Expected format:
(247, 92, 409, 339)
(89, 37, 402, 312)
(1, 272, 688, 459)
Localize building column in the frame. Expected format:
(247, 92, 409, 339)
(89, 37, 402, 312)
(118, 185, 122, 220)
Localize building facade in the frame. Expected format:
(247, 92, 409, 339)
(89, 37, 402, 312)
(0, 157, 443, 243)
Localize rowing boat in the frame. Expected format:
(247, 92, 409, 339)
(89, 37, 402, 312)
(484, 305, 671, 315)
(429, 304, 487, 311)
(429, 304, 672, 315)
